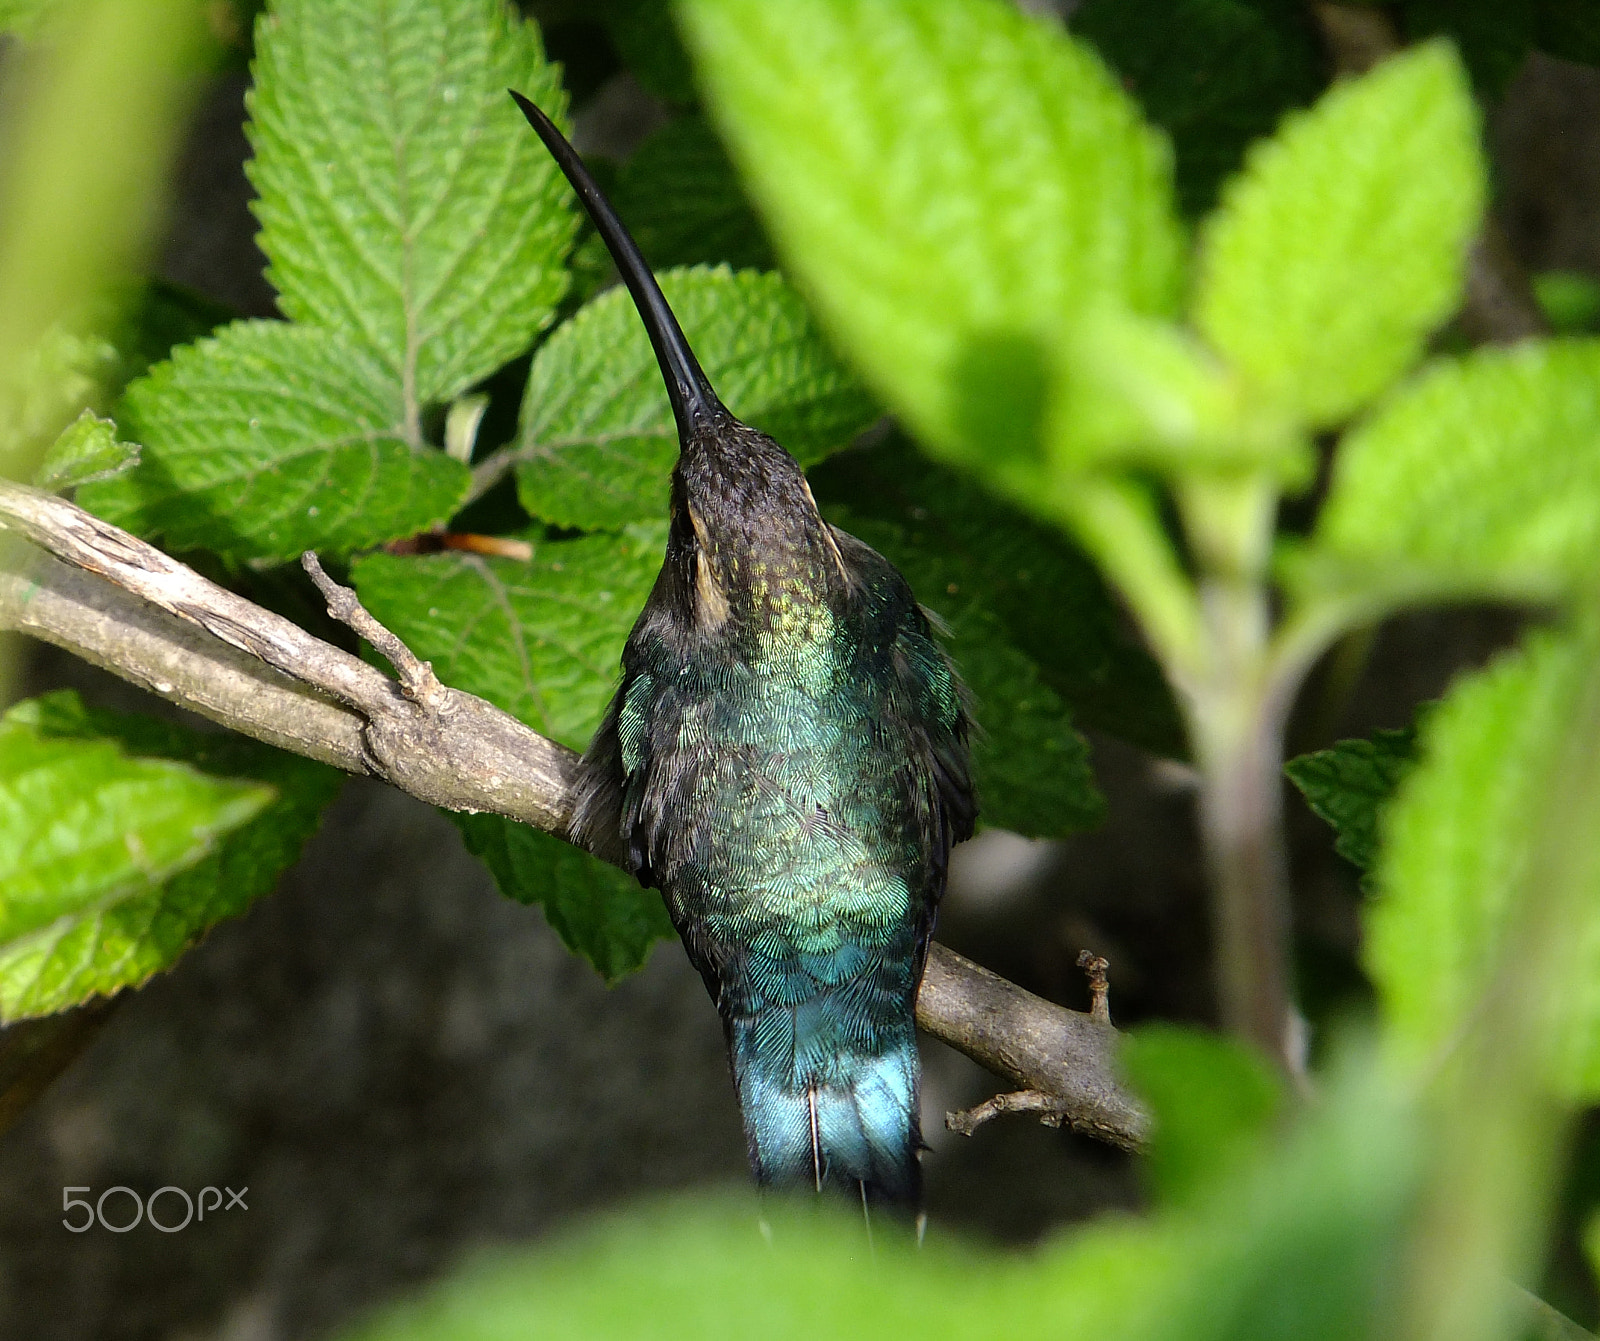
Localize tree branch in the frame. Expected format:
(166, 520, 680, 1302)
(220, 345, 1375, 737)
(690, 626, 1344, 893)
(920, 944, 1148, 1149)
(0, 480, 579, 834)
(0, 479, 1147, 1151)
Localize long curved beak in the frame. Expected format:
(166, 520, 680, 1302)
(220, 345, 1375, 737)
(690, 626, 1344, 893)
(510, 89, 724, 442)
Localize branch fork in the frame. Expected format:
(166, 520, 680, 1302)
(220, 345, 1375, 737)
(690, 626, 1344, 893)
(301, 552, 443, 709)
(945, 948, 1141, 1144)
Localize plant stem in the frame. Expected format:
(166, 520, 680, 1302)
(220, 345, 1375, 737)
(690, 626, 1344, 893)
(1071, 467, 1334, 1076)
(1189, 579, 1299, 1074)
(1056, 475, 1204, 685)
(1179, 476, 1301, 1075)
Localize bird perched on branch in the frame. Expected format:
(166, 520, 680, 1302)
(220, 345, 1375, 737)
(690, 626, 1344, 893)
(511, 91, 975, 1210)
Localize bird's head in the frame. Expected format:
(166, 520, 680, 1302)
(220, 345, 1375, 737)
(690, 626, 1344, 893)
(511, 91, 843, 626)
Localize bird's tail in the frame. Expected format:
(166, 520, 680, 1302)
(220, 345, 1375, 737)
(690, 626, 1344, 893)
(730, 1016, 922, 1208)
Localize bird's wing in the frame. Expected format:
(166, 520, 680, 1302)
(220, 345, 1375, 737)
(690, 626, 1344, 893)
(829, 523, 977, 882)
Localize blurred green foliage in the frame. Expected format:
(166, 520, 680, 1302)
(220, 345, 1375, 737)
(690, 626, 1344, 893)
(0, 0, 211, 482)
(6, 1, 1600, 1337)
(335, 1049, 1419, 1341)
(1120, 1024, 1285, 1206)
(1537, 272, 1600, 335)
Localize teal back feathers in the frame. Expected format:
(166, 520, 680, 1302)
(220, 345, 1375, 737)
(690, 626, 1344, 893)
(512, 93, 975, 1208)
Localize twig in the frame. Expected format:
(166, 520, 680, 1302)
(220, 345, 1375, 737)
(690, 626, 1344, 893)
(0, 479, 579, 834)
(465, 443, 536, 507)
(1077, 950, 1112, 1024)
(943, 949, 1135, 1139)
(0, 481, 1149, 1151)
(1309, 2, 1550, 346)
(1458, 229, 1549, 346)
(302, 552, 443, 707)
(381, 532, 536, 561)
(946, 1089, 1074, 1137)
(920, 944, 1148, 1150)
(0, 538, 366, 771)
(440, 533, 534, 561)
(1192, 678, 1298, 1073)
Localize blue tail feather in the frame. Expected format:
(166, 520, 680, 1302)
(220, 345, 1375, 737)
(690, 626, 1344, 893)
(732, 1020, 921, 1206)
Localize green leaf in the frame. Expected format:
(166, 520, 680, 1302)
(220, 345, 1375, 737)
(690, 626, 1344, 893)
(1143, 1054, 1420, 1341)
(1534, 271, 1600, 335)
(1072, 0, 1322, 217)
(0, 0, 60, 38)
(1193, 42, 1484, 429)
(678, 0, 1181, 463)
(453, 815, 672, 982)
(565, 230, 623, 309)
(951, 626, 1103, 837)
(0, 692, 338, 1019)
(246, 0, 576, 407)
(610, 115, 774, 272)
(0, 695, 271, 952)
(1048, 308, 1311, 482)
(1366, 628, 1600, 1092)
(1307, 340, 1600, 605)
(3, 0, 252, 45)
(332, 1060, 1417, 1341)
(1120, 1024, 1284, 1206)
(810, 436, 1184, 756)
(33, 410, 139, 492)
(350, 524, 664, 750)
(1286, 724, 1419, 877)
(79, 321, 471, 564)
(336, 1194, 1167, 1341)
(515, 268, 874, 531)
(832, 506, 1102, 837)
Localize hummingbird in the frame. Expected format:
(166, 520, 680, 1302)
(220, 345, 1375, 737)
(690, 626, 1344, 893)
(511, 91, 975, 1208)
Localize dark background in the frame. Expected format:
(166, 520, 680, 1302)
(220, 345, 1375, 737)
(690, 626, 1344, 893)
(0, 6, 1597, 1338)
